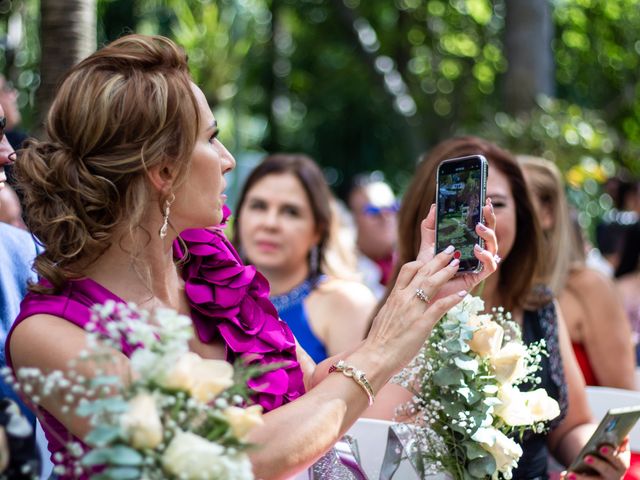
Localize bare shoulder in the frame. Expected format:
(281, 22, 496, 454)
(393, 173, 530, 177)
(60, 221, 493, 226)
(10, 314, 89, 370)
(567, 266, 615, 293)
(313, 278, 377, 309)
(616, 272, 640, 295)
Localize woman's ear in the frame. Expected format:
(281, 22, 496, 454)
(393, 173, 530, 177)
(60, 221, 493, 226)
(147, 163, 176, 196)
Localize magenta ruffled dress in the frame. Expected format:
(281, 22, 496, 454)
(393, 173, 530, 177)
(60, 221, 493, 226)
(5, 218, 305, 478)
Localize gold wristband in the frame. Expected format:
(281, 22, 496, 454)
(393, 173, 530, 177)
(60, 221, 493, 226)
(328, 360, 375, 406)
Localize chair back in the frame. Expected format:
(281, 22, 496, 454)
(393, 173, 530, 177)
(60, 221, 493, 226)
(586, 386, 640, 450)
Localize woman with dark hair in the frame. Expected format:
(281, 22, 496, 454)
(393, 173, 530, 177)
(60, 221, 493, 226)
(378, 136, 629, 478)
(5, 36, 500, 479)
(233, 154, 375, 362)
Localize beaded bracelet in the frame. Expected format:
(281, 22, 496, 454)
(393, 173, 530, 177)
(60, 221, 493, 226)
(328, 360, 375, 406)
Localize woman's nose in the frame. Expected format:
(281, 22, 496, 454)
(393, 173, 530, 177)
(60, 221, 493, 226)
(0, 137, 14, 166)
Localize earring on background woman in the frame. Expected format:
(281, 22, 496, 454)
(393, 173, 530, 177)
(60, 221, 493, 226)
(159, 192, 176, 239)
(309, 245, 319, 276)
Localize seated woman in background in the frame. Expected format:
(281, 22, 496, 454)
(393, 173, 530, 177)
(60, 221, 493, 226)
(379, 137, 629, 478)
(520, 155, 636, 390)
(232, 154, 376, 362)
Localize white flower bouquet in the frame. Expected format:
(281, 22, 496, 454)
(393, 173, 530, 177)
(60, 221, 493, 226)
(6, 301, 266, 480)
(394, 295, 560, 480)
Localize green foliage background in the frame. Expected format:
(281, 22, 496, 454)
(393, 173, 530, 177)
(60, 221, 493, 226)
(1, 0, 639, 230)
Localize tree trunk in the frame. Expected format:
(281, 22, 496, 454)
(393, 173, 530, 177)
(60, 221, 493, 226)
(37, 0, 96, 132)
(503, 0, 554, 114)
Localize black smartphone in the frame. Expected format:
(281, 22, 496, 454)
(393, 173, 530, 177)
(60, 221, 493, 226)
(568, 405, 640, 474)
(435, 154, 488, 273)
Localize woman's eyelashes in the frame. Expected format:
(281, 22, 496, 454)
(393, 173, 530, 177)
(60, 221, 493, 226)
(208, 129, 220, 144)
(246, 200, 300, 218)
(282, 205, 300, 217)
(247, 199, 267, 211)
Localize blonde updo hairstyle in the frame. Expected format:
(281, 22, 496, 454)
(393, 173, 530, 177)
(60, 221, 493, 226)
(16, 34, 200, 293)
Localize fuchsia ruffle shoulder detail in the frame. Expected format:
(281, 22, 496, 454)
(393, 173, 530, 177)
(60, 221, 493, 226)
(174, 209, 305, 411)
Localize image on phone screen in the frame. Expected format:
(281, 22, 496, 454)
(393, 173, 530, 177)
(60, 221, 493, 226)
(436, 155, 487, 272)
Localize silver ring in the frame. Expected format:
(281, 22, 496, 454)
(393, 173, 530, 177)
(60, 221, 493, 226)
(415, 288, 430, 303)
(493, 254, 501, 264)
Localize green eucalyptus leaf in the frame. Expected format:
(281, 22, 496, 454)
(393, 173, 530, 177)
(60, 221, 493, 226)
(106, 446, 143, 466)
(453, 355, 479, 374)
(463, 440, 489, 460)
(81, 448, 112, 466)
(85, 425, 122, 447)
(468, 454, 496, 477)
(103, 399, 131, 414)
(100, 467, 141, 480)
(90, 376, 122, 387)
(433, 366, 464, 386)
(457, 386, 482, 404)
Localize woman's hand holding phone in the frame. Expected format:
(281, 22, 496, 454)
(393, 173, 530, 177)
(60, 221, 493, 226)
(415, 199, 498, 302)
(562, 439, 630, 479)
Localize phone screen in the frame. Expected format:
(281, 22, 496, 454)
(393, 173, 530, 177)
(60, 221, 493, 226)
(435, 155, 487, 273)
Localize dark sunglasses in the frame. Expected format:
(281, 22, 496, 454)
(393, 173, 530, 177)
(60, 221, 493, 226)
(361, 201, 400, 216)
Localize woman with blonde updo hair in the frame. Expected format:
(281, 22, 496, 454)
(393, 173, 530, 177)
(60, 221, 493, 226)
(5, 35, 500, 479)
(519, 156, 635, 389)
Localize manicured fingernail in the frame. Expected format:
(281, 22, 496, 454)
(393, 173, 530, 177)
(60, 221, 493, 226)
(474, 244, 484, 252)
(600, 446, 610, 455)
(477, 223, 487, 231)
(450, 258, 459, 267)
(585, 455, 594, 464)
(487, 197, 494, 214)
(567, 474, 577, 480)
(444, 245, 455, 254)
(457, 290, 467, 297)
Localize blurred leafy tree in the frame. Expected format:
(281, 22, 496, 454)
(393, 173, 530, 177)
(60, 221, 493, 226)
(2, 0, 640, 208)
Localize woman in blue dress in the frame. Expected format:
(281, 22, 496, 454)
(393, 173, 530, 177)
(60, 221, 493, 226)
(233, 154, 376, 363)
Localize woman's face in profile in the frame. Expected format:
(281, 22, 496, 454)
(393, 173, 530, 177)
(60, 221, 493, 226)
(238, 172, 320, 275)
(487, 165, 517, 266)
(172, 84, 235, 230)
(0, 104, 14, 200)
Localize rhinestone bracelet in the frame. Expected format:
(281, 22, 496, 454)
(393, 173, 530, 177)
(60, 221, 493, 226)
(328, 360, 375, 406)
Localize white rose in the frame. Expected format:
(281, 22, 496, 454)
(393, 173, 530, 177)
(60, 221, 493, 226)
(495, 385, 561, 426)
(468, 320, 504, 357)
(490, 342, 528, 384)
(157, 352, 234, 403)
(224, 405, 264, 439)
(495, 384, 534, 426)
(157, 351, 200, 391)
(189, 358, 235, 403)
(162, 430, 253, 480)
(468, 313, 494, 328)
(524, 388, 560, 422)
(473, 427, 523, 475)
(120, 393, 163, 449)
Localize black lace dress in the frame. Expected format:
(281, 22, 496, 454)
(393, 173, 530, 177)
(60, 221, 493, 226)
(512, 300, 569, 479)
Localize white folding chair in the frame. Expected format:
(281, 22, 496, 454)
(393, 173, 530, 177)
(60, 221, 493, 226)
(586, 386, 640, 450)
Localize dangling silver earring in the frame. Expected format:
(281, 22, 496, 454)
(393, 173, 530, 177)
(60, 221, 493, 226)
(309, 246, 319, 277)
(159, 193, 176, 240)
